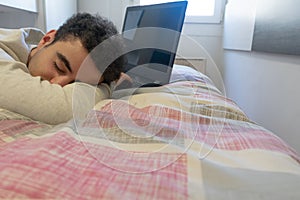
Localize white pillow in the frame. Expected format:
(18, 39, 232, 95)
(170, 64, 211, 83)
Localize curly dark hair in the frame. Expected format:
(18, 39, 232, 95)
(52, 12, 125, 84)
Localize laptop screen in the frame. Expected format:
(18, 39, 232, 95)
(121, 1, 187, 88)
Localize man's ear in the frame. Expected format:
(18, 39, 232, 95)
(37, 29, 57, 47)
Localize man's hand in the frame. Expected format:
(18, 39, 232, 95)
(115, 72, 133, 90)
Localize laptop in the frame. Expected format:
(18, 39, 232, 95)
(117, 1, 187, 89)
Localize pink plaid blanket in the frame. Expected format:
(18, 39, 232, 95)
(0, 80, 299, 199)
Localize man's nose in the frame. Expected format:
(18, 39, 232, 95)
(50, 76, 71, 87)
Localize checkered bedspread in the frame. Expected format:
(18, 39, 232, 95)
(0, 80, 299, 199)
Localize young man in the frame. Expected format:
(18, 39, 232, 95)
(0, 13, 125, 125)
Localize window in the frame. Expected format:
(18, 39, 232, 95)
(139, 0, 224, 23)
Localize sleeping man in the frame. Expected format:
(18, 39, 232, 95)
(0, 13, 125, 125)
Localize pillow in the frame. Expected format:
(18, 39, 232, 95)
(170, 64, 212, 84)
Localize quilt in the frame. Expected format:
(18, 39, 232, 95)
(0, 65, 299, 199)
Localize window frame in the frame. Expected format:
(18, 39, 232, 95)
(138, 0, 225, 24)
(185, 0, 224, 24)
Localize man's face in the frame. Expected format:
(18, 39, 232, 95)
(27, 31, 102, 87)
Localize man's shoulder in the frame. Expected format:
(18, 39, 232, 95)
(0, 28, 44, 63)
(0, 28, 44, 45)
(22, 28, 45, 45)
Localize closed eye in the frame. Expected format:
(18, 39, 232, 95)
(57, 52, 72, 73)
(53, 62, 65, 74)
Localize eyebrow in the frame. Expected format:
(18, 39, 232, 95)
(56, 52, 72, 73)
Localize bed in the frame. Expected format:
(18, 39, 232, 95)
(0, 64, 299, 199)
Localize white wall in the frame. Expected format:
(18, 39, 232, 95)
(0, 5, 37, 28)
(44, 0, 77, 31)
(0, 0, 77, 32)
(0, 0, 37, 12)
(77, 0, 134, 32)
(0, 1, 37, 29)
(180, 23, 225, 92)
(224, 50, 300, 153)
(223, 0, 300, 153)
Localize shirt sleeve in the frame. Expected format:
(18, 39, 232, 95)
(0, 58, 110, 125)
